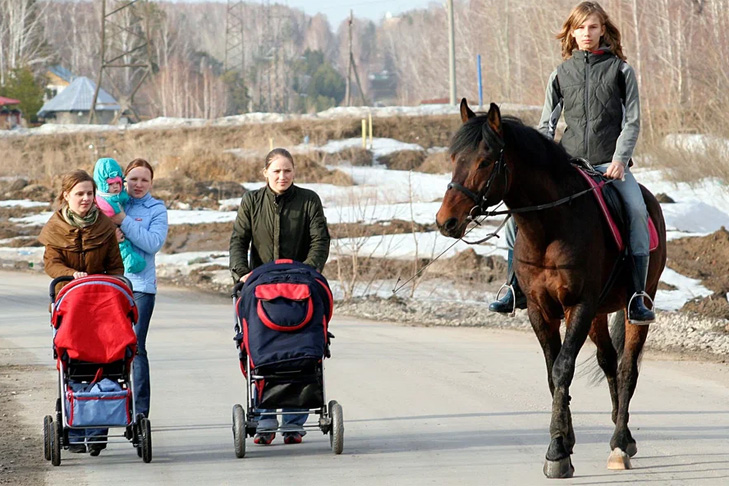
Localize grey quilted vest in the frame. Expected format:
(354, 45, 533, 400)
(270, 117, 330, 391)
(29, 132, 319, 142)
(557, 50, 624, 164)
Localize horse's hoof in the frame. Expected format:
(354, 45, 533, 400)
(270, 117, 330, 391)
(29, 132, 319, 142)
(543, 457, 574, 478)
(626, 442, 637, 457)
(607, 447, 632, 470)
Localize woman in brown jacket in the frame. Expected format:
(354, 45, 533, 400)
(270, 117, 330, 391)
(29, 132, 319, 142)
(38, 169, 124, 456)
(39, 170, 124, 283)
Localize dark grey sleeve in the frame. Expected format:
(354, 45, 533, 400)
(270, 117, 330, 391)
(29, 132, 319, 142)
(303, 194, 330, 272)
(613, 62, 641, 165)
(229, 194, 252, 282)
(537, 70, 562, 139)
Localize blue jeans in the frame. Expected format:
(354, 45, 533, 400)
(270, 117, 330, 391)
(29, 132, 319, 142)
(594, 164, 649, 256)
(132, 292, 155, 417)
(505, 164, 649, 256)
(255, 410, 308, 434)
(253, 387, 307, 435)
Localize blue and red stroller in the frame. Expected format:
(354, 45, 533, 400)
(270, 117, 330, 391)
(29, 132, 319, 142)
(42, 275, 152, 465)
(231, 260, 344, 457)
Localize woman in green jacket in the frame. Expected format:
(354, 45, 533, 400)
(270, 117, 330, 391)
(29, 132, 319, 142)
(229, 147, 330, 445)
(229, 148, 330, 283)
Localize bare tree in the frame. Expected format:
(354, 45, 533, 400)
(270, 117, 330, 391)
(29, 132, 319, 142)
(0, 0, 51, 84)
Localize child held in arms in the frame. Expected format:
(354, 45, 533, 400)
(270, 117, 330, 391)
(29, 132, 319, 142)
(93, 157, 146, 274)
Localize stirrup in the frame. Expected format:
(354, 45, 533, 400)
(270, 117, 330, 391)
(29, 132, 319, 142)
(494, 283, 518, 317)
(627, 291, 655, 325)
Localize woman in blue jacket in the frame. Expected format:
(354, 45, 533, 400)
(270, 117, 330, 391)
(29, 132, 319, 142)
(111, 158, 168, 418)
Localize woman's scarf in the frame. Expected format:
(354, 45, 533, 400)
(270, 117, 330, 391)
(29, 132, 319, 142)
(62, 205, 99, 228)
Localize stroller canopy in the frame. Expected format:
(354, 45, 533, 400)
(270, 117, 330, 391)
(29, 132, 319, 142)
(52, 276, 138, 364)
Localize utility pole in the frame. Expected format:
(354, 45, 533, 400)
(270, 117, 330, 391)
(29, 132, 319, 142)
(224, 1, 246, 74)
(447, 0, 456, 105)
(344, 11, 366, 106)
(345, 10, 353, 106)
(89, 0, 153, 124)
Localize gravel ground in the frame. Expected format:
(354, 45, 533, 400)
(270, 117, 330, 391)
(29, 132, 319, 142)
(335, 296, 729, 361)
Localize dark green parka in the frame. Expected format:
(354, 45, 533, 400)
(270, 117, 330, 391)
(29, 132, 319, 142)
(229, 184, 330, 281)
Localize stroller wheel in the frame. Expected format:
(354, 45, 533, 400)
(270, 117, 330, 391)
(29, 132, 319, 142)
(232, 404, 246, 458)
(50, 418, 62, 466)
(328, 400, 344, 455)
(43, 415, 53, 461)
(140, 417, 152, 463)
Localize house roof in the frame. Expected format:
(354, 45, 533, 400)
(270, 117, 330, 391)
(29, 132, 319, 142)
(0, 96, 21, 106)
(48, 65, 75, 83)
(37, 76, 120, 117)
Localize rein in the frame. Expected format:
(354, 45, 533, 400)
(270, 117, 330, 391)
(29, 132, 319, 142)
(480, 179, 616, 218)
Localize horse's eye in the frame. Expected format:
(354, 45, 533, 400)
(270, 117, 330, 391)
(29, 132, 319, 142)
(478, 159, 491, 169)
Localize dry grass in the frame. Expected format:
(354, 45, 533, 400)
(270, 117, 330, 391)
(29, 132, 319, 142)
(378, 150, 426, 170)
(641, 135, 729, 184)
(314, 147, 373, 167)
(416, 150, 451, 174)
(3, 110, 727, 188)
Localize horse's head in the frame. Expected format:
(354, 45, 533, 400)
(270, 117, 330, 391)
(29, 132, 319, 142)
(436, 99, 509, 238)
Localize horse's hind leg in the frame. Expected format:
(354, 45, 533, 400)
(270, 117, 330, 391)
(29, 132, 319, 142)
(587, 314, 619, 423)
(608, 310, 648, 470)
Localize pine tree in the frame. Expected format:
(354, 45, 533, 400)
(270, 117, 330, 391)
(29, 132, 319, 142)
(0, 67, 45, 123)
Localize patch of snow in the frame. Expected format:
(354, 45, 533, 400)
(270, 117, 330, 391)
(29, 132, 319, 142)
(657, 267, 714, 311)
(0, 200, 49, 208)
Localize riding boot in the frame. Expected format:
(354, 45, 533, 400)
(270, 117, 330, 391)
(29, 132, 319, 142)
(627, 255, 655, 324)
(489, 250, 527, 313)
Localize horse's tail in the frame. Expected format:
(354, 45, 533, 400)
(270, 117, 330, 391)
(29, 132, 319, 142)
(610, 309, 626, 361)
(580, 310, 627, 386)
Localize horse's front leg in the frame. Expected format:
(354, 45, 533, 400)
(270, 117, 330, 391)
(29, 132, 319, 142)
(607, 312, 649, 470)
(542, 303, 594, 479)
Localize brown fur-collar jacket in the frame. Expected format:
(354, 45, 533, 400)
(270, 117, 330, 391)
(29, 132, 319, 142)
(38, 208, 124, 279)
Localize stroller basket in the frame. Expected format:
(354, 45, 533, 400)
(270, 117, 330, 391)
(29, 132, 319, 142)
(66, 379, 132, 427)
(253, 359, 324, 410)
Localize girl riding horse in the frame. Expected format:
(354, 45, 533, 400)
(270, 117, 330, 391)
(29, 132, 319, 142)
(490, 1, 654, 325)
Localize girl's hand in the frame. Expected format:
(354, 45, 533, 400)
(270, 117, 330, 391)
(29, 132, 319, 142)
(116, 228, 125, 243)
(240, 272, 252, 282)
(72, 271, 88, 279)
(605, 160, 626, 180)
(110, 210, 126, 225)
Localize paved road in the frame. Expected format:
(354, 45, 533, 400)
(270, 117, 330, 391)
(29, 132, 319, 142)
(2, 270, 729, 485)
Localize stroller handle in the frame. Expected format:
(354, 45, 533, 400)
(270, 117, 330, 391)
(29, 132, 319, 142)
(232, 281, 245, 298)
(49, 275, 134, 303)
(49, 276, 74, 302)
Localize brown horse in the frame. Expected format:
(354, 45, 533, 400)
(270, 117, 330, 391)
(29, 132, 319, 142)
(436, 100, 666, 478)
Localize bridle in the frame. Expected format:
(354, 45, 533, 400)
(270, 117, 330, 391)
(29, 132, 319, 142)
(446, 121, 614, 221)
(446, 120, 508, 219)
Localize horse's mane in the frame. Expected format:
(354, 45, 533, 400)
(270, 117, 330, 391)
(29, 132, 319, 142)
(450, 114, 573, 173)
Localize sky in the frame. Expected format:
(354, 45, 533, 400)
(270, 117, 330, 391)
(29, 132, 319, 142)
(280, 0, 438, 27)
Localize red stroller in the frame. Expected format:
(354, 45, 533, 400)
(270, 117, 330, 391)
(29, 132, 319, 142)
(42, 275, 152, 465)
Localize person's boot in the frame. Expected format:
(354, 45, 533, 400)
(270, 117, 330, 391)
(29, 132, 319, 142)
(489, 250, 527, 314)
(628, 255, 655, 324)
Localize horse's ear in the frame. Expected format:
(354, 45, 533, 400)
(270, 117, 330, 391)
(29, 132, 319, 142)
(459, 98, 475, 123)
(487, 102, 502, 134)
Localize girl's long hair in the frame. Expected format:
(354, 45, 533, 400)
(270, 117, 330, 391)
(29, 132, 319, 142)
(557, 1, 626, 61)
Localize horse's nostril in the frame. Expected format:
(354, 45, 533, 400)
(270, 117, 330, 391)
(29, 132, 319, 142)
(444, 218, 457, 231)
